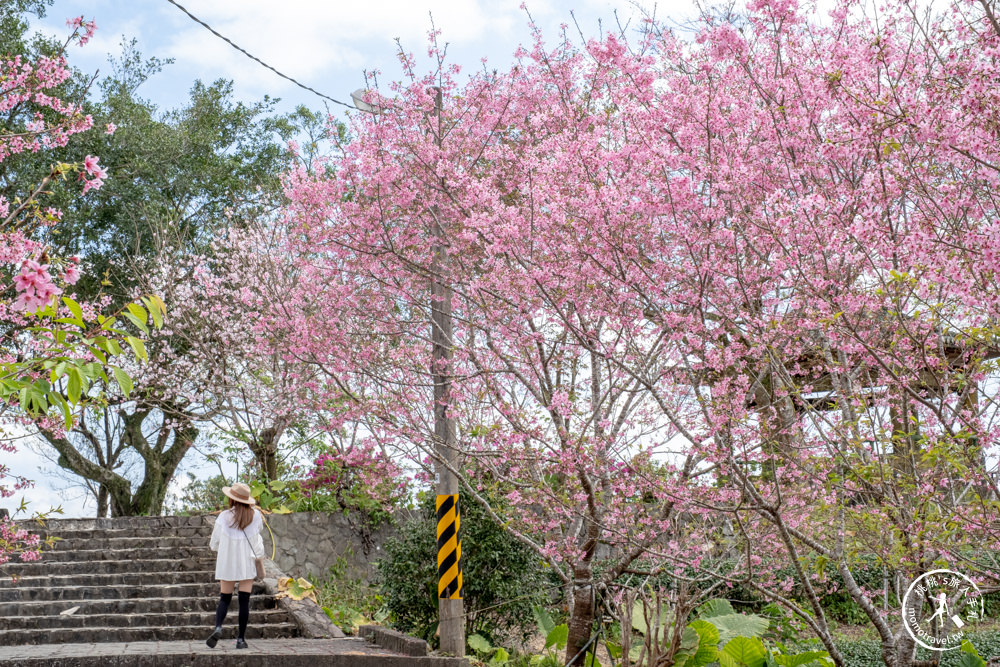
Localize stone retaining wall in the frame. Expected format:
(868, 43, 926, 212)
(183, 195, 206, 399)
(261, 510, 411, 581)
(7, 510, 407, 583)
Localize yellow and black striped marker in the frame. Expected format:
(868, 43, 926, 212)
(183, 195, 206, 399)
(436, 494, 462, 599)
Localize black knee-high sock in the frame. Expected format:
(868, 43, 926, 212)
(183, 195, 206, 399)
(237, 591, 251, 639)
(215, 592, 233, 629)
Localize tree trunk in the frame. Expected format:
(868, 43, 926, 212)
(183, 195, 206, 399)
(565, 564, 596, 666)
(97, 485, 109, 518)
(248, 419, 287, 482)
(125, 420, 198, 515)
(42, 402, 198, 517)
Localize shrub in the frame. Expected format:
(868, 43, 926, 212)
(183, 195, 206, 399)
(311, 553, 386, 635)
(834, 632, 1000, 666)
(301, 442, 409, 524)
(376, 490, 549, 647)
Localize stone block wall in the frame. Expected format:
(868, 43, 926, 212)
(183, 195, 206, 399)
(261, 510, 411, 581)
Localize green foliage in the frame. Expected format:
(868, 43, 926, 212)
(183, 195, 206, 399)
(692, 600, 770, 644)
(311, 554, 387, 636)
(721, 636, 768, 667)
(376, 490, 548, 647)
(0, 294, 163, 430)
(833, 632, 1000, 667)
(169, 473, 228, 514)
(247, 478, 294, 514)
(31, 38, 298, 311)
(621, 599, 833, 667)
(467, 634, 511, 666)
(517, 606, 570, 667)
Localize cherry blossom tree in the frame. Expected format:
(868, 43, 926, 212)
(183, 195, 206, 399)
(246, 1, 1000, 664)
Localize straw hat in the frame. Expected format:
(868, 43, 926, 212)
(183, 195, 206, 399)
(222, 482, 257, 506)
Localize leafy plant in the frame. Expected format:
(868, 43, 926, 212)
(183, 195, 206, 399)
(619, 597, 833, 667)
(525, 606, 584, 667)
(468, 633, 511, 666)
(312, 555, 387, 635)
(275, 576, 317, 602)
(376, 490, 549, 647)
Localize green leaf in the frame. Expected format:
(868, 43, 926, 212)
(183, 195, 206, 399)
(62, 297, 84, 325)
(956, 642, 986, 667)
(126, 302, 147, 324)
(533, 605, 555, 635)
(67, 367, 82, 405)
(680, 626, 700, 653)
(708, 614, 770, 643)
(30, 386, 48, 412)
(51, 361, 68, 383)
(545, 624, 568, 650)
(722, 637, 767, 667)
(280, 576, 316, 601)
(689, 619, 720, 648)
(718, 653, 740, 667)
(48, 391, 73, 429)
(955, 654, 987, 667)
(125, 336, 147, 361)
(468, 633, 492, 655)
(88, 345, 107, 365)
(110, 366, 133, 399)
(122, 311, 149, 333)
(684, 622, 723, 667)
(697, 599, 736, 619)
(142, 296, 164, 328)
(489, 647, 509, 666)
(774, 652, 833, 667)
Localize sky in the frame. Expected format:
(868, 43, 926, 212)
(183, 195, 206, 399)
(32, 0, 701, 118)
(4, 0, 700, 519)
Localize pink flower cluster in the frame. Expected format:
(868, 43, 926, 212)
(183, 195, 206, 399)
(65, 16, 97, 46)
(12, 259, 61, 313)
(0, 518, 41, 566)
(78, 155, 107, 195)
(302, 442, 409, 512)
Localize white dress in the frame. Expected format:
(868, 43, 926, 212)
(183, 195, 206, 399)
(210, 508, 265, 581)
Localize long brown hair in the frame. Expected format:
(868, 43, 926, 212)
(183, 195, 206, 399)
(228, 497, 256, 530)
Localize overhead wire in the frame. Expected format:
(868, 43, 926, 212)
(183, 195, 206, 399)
(163, 0, 354, 109)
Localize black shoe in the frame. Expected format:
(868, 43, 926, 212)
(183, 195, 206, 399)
(236, 638, 249, 649)
(206, 628, 222, 648)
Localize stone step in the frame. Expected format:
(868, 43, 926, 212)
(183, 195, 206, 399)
(0, 594, 282, 618)
(0, 570, 215, 589)
(0, 608, 293, 631)
(40, 516, 211, 531)
(3, 557, 215, 576)
(15, 545, 214, 563)
(0, 622, 300, 646)
(36, 528, 214, 545)
(43, 533, 214, 549)
(0, 581, 267, 603)
(0, 639, 467, 666)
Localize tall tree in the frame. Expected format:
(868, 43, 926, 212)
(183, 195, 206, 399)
(0, 7, 159, 558)
(0, 5, 304, 514)
(253, 1, 1000, 664)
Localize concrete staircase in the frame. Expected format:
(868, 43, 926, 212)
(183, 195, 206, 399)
(0, 515, 299, 646)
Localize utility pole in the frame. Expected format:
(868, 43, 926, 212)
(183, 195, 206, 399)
(428, 86, 464, 656)
(351, 85, 464, 655)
